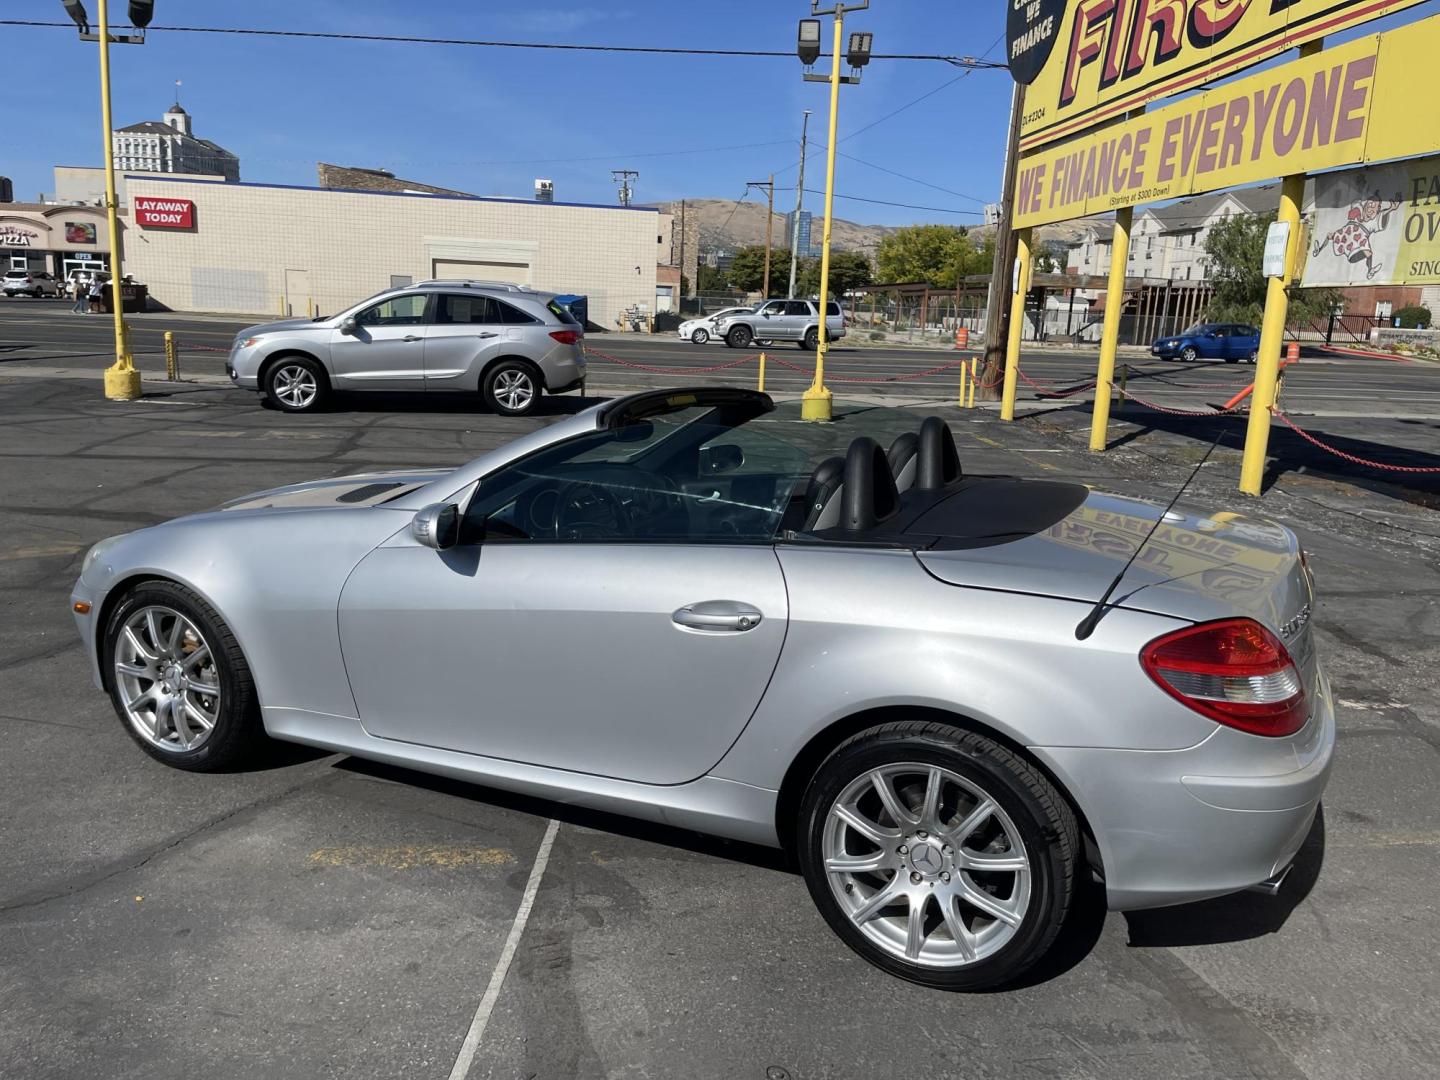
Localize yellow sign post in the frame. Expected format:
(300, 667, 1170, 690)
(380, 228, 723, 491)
(1000, 229, 1032, 421)
(96, 0, 141, 402)
(1089, 206, 1132, 451)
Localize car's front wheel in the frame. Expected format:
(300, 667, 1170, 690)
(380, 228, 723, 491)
(1180, 346, 1198, 362)
(726, 325, 754, 349)
(484, 360, 541, 416)
(798, 721, 1079, 990)
(265, 356, 329, 412)
(102, 581, 265, 771)
(691, 327, 710, 345)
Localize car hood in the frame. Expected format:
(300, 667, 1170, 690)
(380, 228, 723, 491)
(218, 468, 454, 511)
(916, 490, 1309, 632)
(239, 317, 331, 337)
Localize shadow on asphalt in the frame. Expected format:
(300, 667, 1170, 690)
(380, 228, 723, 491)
(257, 390, 606, 418)
(1122, 805, 1326, 947)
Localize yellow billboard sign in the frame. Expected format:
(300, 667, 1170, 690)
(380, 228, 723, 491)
(1302, 155, 1440, 285)
(1012, 12, 1440, 228)
(1019, 0, 1430, 153)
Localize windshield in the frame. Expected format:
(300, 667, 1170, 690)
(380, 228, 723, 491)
(1181, 324, 1217, 335)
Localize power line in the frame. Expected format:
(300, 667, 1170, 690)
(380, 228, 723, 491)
(0, 20, 1007, 66)
(779, 188, 983, 216)
(836, 153, 988, 206)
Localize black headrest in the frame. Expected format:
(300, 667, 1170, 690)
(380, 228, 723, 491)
(916, 416, 962, 490)
(802, 456, 845, 530)
(840, 437, 901, 531)
(887, 432, 919, 478)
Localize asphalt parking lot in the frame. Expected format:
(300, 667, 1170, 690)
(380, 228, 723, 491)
(2, 314, 1439, 1079)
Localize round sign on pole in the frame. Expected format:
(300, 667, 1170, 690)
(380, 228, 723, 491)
(1006, 0, 1065, 85)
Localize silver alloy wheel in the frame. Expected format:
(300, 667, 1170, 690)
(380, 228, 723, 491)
(493, 368, 535, 411)
(272, 363, 318, 409)
(692, 328, 709, 344)
(823, 763, 1032, 968)
(114, 605, 222, 753)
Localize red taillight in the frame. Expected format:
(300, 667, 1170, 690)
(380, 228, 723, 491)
(1140, 618, 1307, 737)
(549, 330, 581, 345)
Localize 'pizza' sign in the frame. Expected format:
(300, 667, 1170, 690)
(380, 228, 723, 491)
(134, 197, 195, 229)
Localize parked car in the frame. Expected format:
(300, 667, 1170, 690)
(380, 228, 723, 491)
(2, 269, 61, 298)
(72, 388, 1332, 990)
(225, 280, 586, 416)
(714, 299, 846, 350)
(678, 307, 753, 345)
(1152, 322, 1261, 363)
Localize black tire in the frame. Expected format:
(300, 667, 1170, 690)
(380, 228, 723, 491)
(726, 324, 754, 350)
(803, 327, 820, 351)
(1246, 351, 1258, 363)
(1180, 346, 1198, 363)
(483, 359, 542, 417)
(264, 355, 329, 413)
(691, 328, 710, 345)
(797, 720, 1080, 991)
(102, 580, 265, 772)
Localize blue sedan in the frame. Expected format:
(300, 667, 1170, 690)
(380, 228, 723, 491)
(1152, 323, 1260, 363)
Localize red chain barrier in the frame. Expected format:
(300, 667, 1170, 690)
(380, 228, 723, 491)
(1016, 369, 1097, 398)
(1270, 407, 1440, 473)
(1116, 387, 1245, 416)
(765, 353, 968, 384)
(584, 346, 759, 376)
(177, 341, 229, 353)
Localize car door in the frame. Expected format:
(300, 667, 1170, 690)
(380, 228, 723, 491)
(337, 413, 803, 785)
(424, 293, 505, 389)
(328, 292, 431, 389)
(755, 300, 791, 340)
(783, 300, 813, 340)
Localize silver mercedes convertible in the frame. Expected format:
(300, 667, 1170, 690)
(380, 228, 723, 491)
(72, 388, 1333, 989)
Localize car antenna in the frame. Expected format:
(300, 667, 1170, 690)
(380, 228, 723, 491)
(1074, 429, 1227, 642)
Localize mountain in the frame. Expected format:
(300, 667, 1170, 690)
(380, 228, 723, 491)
(654, 199, 897, 257)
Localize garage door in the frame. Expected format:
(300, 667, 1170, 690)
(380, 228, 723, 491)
(430, 260, 530, 286)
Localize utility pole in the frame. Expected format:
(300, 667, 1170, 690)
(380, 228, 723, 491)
(788, 110, 812, 299)
(746, 177, 777, 299)
(678, 199, 688, 303)
(979, 80, 1023, 401)
(611, 169, 638, 207)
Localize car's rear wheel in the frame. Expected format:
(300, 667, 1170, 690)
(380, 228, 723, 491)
(726, 325, 754, 350)
(1180, 346, 1198, 362)
(691, 327, 710, 345)
(798, 721, 1079, 991)
(803, 328, 820, 351)
(1246, 350, 1258, 363)
(265, 356, 328, 412)
(484, 360, 541, 416)
(102, 581, 264, 771)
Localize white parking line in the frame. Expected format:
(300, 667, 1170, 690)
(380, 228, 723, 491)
(447, 817, 560, 1080)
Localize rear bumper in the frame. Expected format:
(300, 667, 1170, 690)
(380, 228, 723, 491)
(1032, 667, 1336, 910)
(541, 349, 586, 393)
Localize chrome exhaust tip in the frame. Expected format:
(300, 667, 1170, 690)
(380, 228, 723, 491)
(1246, 864, 1293, 897)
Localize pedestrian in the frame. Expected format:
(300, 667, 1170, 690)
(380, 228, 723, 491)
(70, 274, 89, 314)
(87, 275, 105, 314)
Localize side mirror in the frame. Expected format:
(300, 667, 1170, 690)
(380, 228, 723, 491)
(412, 503, 460, 550)
(700, 443, 745, 474)
(339, 317, 357, 335)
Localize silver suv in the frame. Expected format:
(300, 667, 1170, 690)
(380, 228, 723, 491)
(713, 298, 845, 350)
(226, 281, 586, 416)
(3, 269, 61, 298)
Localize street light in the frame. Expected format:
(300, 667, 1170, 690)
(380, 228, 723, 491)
(59, 0, 150, 402)
(797, 1, 870, 423)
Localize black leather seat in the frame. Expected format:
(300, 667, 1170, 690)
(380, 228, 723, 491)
(799, 455, 846, 531)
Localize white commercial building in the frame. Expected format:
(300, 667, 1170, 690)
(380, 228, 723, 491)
(123, 175, 663, 328)
(114, 103, 240, 181)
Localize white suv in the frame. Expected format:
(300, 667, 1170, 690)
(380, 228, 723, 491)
(713, 299, 846, 350)
(3, 270, 61, 298)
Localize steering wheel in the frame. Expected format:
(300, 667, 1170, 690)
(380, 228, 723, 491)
(552, 480, 632, 540)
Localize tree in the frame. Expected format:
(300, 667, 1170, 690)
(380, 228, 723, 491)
(875, 225, 981, 287)
(727, 244, 792, 296)
(1033, 239, 1068, 273)
(1203, 214, 1338, 326)
(1394, 304, 1432, 329)
(795, 250, 874, 298)
(696, 263, 731, 296)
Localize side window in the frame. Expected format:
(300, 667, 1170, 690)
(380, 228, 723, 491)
(356, 294, 428, 327)
(496, 301, 539, 325)
(825, 301, 841, 316)
(760, 301, 786, 316)
(437, 294, 498, 324)
(784, 301, 810, 316)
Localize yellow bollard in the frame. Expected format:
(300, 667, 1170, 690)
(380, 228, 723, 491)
(967, 358, 978, 409)
(164, 331, 178, 381)
(958, 359, 967, 408)
(280, 295, 286, 317)
(758, 351, 767, 393)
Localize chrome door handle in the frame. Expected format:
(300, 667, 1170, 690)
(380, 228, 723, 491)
(672, 601, 763, 633)
(476, 332, 499, 339)
(402, 335, 423, 342)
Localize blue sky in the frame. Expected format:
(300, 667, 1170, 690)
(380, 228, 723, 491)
(3, 0, 1014, 225)
(5, 1, 1438, 227)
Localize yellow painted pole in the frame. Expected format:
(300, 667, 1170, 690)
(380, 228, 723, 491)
(1240, 40, 1321, 495)
(164, 330, 177, 380)
(1089, 206, 1132, 450)
(97, 0, 139, 402)
(279, 294, 286, 317)
(758, 351, 767, 393)
(969, 358, 978, 409)
(1000, 228, 1032, 420)
(801, 8, 845, 423)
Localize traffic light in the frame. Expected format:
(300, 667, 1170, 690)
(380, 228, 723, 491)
(129, 1, 154, 28)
